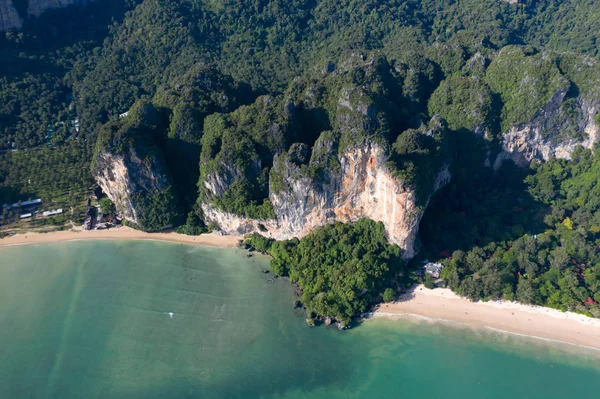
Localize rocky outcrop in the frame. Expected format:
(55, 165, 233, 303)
(0, 1, 22, 30)
(199, 55, 451, 258)
(494, 88, 599, 169)
(93, 148, 172, 227)
(202, 141, 450, 259)
(0, 0, 97, 31)
(28, 1, 96, 18)
(91, 102, 182, 231)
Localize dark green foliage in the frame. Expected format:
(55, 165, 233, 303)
(245, 233, 275, 253)
(199, 96, 293, 219)
(264, 219, 403, 323)
(485, 46, 568, 131)
(132, 187, 180, 232)
(423, 274, 436, 290)
(424, 148, 600, 317)
(175, 211, 208, 236)
(99, 197, 116, 216)
(420, 131, 544, 254)
(390, 118, 452, 204)
(382, 288, 396, 303)
(2, 0, 600, 231)
(428, 74, 496, 135)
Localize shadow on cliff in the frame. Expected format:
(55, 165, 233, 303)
(418, 129, 547, 259)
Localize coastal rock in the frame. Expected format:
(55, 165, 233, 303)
(494, 88, 600, 169)
(202, 141, 451, 259)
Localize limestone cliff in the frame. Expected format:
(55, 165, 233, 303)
(0, 0, 21, 30)
(28, 0, 89, 17)
(91, 102, 182, 231)
(491, 51, 600, 169)
(0, 0, 96, 31)
(199, 54, 451, 258)
(202, 141, 450, 259)
(494, 87, 599, 169)
(93, 148, 173, 228)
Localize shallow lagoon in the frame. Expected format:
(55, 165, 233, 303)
(1, 241, 599, 398)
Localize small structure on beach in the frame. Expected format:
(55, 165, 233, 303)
(422, 260, 444, 279)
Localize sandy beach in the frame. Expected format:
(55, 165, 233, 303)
(0, 226, 241, 248)
(372, 285, 600, 351)
(4, 228, 600, 351)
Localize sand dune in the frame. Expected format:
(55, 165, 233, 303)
(371, 285, 600, 351)
(0, 226, 241, 248)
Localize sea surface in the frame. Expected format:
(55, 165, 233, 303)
(1, 241, 599, 399)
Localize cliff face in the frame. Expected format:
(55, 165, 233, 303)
(198, 54, 451, 258)
(0, 1, 22, 30)
(494, 86, 599, 169)
(93, 147, 172, 226)
(0, 0, 96, 31)
(203, 141, 450, 259)
(28, 0, 88, 18)
(91, 102, 182, 231)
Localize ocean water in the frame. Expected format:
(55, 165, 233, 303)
(0, 241, 599, 399)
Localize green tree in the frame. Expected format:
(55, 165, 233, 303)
(382, 288, 396, 303)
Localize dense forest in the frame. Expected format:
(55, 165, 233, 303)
(247, 219, 403, 326)
(420, 148, 600, 317)
(1, 0, 600, 322)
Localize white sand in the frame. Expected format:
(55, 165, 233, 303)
(371, 285, 600, 351)
(5, 229, 599, 350)
(0, 226, 240, 248)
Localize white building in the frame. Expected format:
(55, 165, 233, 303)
(423, 261, 444, 279)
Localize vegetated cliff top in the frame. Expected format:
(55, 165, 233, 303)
(1, 0, 600, 229)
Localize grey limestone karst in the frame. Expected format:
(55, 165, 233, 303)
(202, 140, 450, 259)
(0, 0, 21, 30)
(493, 53, 600, 169)
(93, 148, 172, 227)
(0, 0, 96, 31)
(494, 87, 599, 169)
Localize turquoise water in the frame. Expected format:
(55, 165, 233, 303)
(1, 241, 599, 398)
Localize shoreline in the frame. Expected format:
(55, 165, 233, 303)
(371, 285, 600, 351)
(4, 228, 600, 351)
(0, 226, 241, 249)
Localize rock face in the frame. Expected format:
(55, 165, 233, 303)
(199, 54, 451, 259)
(494, 87, 600, 169)
(0, 0, 96, 31)
(28, 0, 88, 18)
(92, 102, 182, 232)
(202, 141, 450, 259)
(0, 1, 22, 30)
(93, 148, 172, 226)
